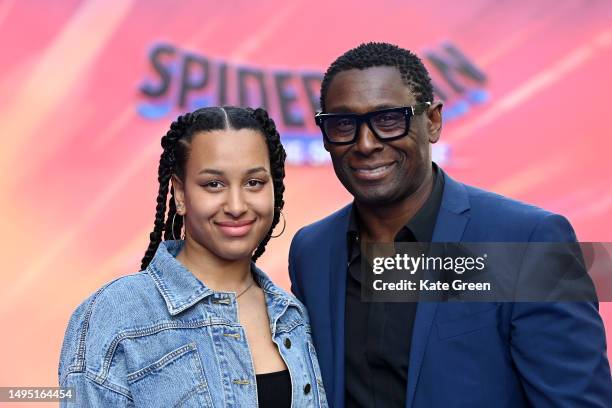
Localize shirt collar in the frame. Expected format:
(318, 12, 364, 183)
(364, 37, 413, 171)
(147, 240, 302, 316)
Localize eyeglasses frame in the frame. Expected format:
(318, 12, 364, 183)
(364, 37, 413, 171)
(314, 102, 432, 146)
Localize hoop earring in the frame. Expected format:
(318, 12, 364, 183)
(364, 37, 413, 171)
(171, 213, 185, 240)
(271, 210, 286, 238)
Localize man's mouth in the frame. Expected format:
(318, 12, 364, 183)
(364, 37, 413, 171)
(350, 162, 396, 181)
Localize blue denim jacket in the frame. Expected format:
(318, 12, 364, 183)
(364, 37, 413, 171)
(59, 240, 328, 407)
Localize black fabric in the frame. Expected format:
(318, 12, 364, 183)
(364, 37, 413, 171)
(256, 369, 291, 408)
(345, 164, 445, 408)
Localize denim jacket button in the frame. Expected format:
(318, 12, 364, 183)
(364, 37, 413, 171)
(304, 383, 311, 395)
(284, 338, 292, 349)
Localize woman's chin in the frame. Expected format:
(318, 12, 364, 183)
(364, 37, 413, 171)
(213, 243, 258, 263)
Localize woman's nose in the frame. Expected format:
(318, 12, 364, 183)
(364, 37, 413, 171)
(223, 187, 248, 217)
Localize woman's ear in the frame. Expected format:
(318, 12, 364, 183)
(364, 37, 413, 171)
(427, 101, 443, 144)
(171, 175, 186, 215)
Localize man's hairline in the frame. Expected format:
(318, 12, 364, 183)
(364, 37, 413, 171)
(321, 64, 424, 113)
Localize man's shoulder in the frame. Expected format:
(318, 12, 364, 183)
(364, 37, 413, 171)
(458, 181, 575, 241)
(462, 182, 554, 219)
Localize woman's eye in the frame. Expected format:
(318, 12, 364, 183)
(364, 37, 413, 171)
(246, 179, 267, 190)
(204, 180, 223, 189)
(246, 179, 265, 188)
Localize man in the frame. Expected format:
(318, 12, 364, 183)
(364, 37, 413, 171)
(288, 42, 612, 407)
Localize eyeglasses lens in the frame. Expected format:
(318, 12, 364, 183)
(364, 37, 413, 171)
(370, 111, 405, 137)
(323, 110, 407, 143)
(324, 117, 357, 143)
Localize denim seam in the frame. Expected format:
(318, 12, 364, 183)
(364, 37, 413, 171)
(148, 264, 177, 311)
(275, 319, 304, 334)
(126, 342, 197, 383)
(70, 273, 148, 383)
(211, 326, 234, 406)
(60, 365, 84, 385)
(187, 342, 212, 404)
(101, 320, 230, 379)
(174, 382, 210, 408)
(148, 263, 213, 314)
(175, 290, 212, 313)
(270, 299, 289, 336)
(74, 284, 113, 371)
(74, 370, 133, 401)
(307, 341, 327, 406)
(253, 266, 304, 312)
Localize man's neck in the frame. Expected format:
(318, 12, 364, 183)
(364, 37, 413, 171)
(355, 170, 434, 243)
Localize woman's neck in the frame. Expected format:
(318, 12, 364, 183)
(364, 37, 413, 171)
(175, 237, 253, 293)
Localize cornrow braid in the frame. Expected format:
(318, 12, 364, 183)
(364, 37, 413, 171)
(140, 112, 195, 270)
(140, 106, 287, 270)
(163, 186, 183, 241)
(320, 42, 434, 112)
(249, 107, 286, 262)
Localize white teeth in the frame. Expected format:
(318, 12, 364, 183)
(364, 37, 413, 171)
(355, 164, 391, 176)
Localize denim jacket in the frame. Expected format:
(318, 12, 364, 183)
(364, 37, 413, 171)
(59, 240, 328, 407)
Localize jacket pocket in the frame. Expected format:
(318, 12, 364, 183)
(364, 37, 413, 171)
(436, 304, 499, 340)
(127, 342, 213, 407)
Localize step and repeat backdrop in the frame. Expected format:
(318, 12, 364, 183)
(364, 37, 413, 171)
(1, 0, 611, 397)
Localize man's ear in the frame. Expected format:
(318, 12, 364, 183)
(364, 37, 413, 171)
(171, 175, 185, 215)
(427, 101, 443, 144)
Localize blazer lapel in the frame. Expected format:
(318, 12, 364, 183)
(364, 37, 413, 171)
(406, 171, 471, 408)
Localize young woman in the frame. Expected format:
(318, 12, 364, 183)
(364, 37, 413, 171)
(59, 107, 328, 407)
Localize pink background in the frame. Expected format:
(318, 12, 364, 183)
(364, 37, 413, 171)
(1, 1, 611, 404)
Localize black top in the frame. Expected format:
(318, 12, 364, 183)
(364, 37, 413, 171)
(344, 164, 445, 408)
(256, 369, 291, 407)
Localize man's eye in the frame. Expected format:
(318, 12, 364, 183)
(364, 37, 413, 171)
(336, 119, 354, 129)
(374, 113, 401, 124)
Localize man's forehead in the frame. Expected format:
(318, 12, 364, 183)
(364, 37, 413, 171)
(325, 66, 416, 113)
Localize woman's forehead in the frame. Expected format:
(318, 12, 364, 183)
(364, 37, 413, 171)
(187, 128, 271, 172)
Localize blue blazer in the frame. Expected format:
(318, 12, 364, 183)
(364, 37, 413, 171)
(289, 170, 612, 407)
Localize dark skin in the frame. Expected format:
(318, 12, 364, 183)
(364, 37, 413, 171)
(323, 66, 443, 242)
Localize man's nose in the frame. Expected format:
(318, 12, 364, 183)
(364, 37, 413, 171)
(354, 122, 384, 156)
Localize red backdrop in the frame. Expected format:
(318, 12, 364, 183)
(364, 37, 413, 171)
(1, 1, 611, 403)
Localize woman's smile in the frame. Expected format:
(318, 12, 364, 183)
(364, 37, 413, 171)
(215, 219, 256, 237)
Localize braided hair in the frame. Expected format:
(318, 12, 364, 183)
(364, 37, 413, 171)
(140, 106, 286, 270)
(320, 42, 434, 111)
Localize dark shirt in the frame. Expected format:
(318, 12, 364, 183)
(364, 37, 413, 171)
(345, 164, 445, 408)
(256, 369, 291, 408)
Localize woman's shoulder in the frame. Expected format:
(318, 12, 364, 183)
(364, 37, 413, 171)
(72, 271, 159, 321)
(59, 271, 166, 382)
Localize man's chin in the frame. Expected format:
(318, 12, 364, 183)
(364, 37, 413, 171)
(352, 188, 399, 207)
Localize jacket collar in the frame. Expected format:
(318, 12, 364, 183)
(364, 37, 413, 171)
(147, 240, 301, 316)
(437, 167, 470, 216)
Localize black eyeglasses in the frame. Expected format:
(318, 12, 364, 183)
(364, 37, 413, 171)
(314, 102, 431, 145)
